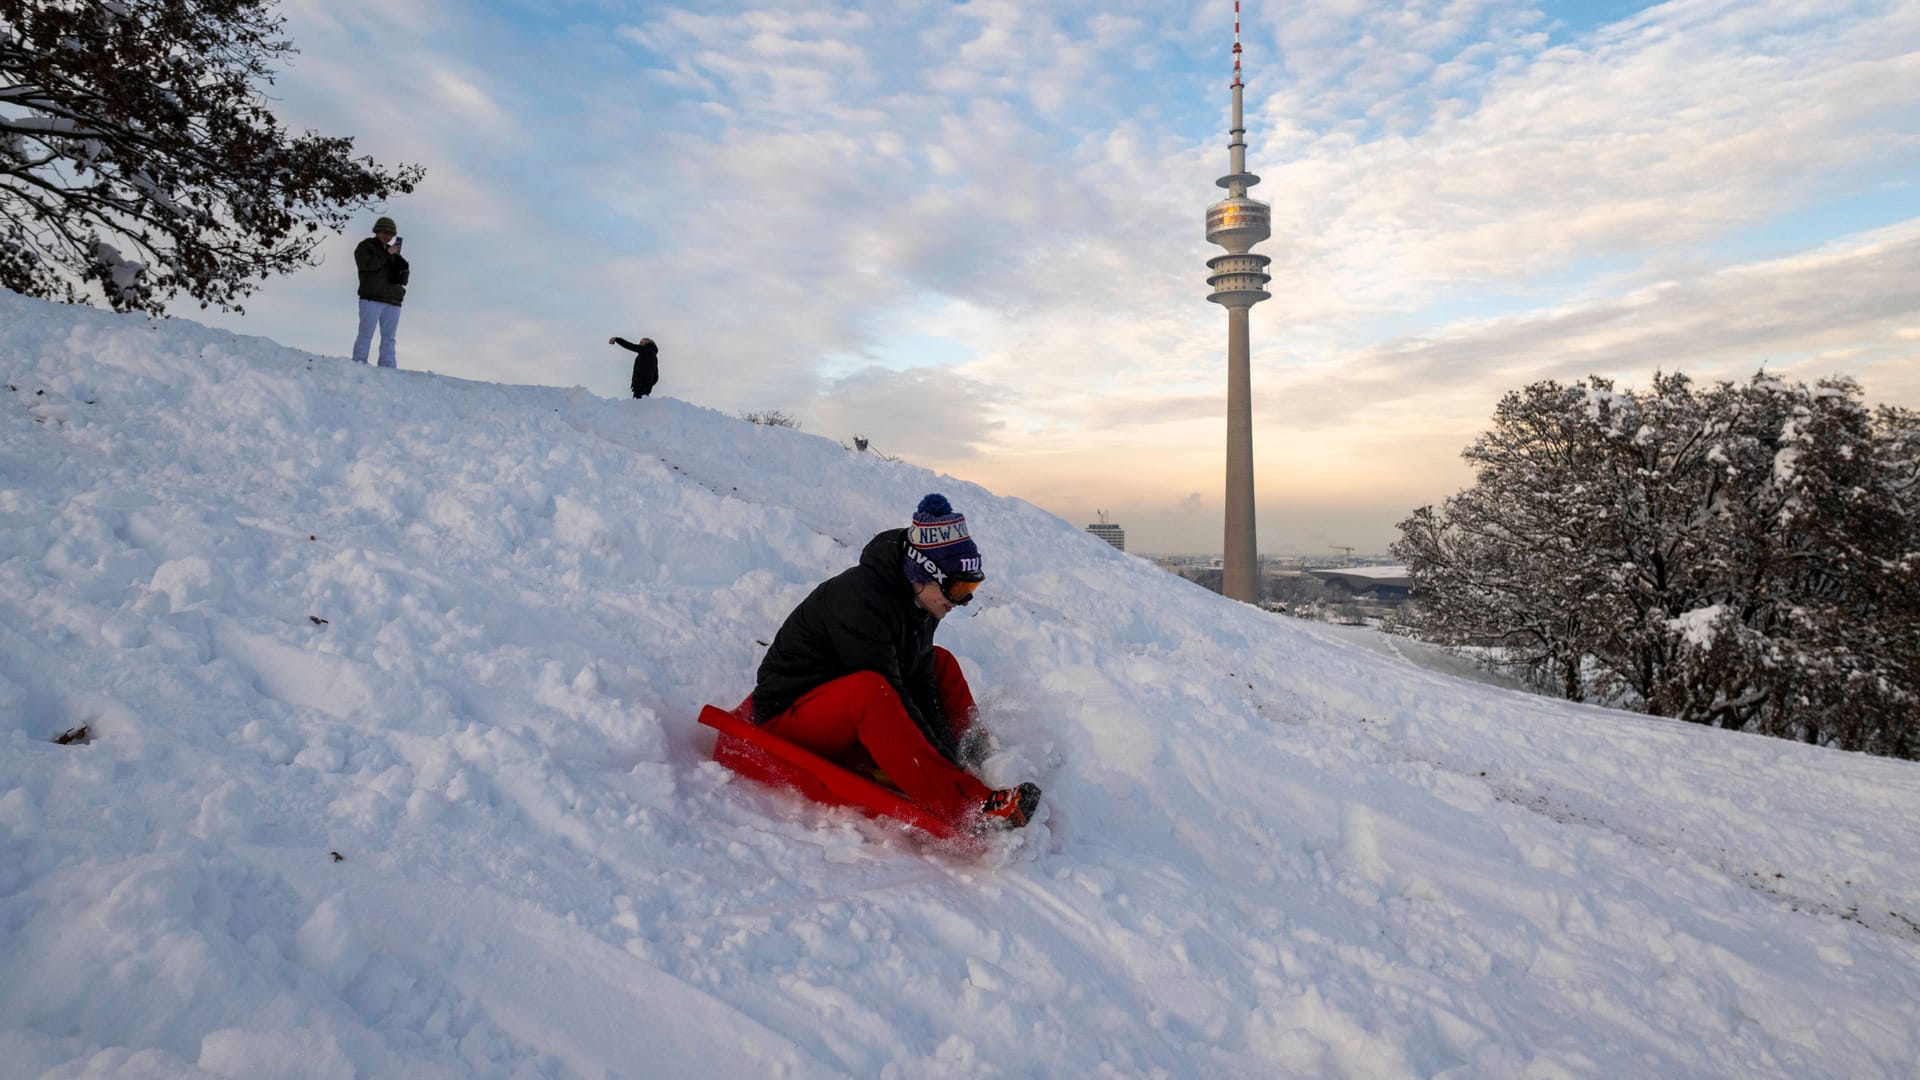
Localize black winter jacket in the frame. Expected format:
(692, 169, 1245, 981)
(354, 237, 409, 305)
(752, 528, 959, 763)
(612, 337, 659, 397)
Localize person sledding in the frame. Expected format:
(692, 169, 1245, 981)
(749, 494, 1042, 831)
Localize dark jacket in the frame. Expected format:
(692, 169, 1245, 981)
(354, 237, 409, 305)
(752, 528, 959, 762)
(613, 336, 659, 397)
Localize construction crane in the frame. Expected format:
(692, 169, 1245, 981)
(1331, 545, 1355, 567)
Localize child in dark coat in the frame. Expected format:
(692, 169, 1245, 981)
(609, 336, 659, 398)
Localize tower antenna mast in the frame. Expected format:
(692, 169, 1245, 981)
(1233, 0, 1243, 88)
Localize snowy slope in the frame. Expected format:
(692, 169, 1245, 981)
(3, 288, 1918, 1079)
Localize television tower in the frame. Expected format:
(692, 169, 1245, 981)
(1204, 2, 1272, 604)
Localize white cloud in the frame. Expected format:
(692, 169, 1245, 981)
(1251, 0, 1920, 313)
(1296, 220, 1920, 417)
(425, 69, 513, 133)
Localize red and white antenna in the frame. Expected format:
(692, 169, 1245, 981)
(1232, 1, 1244, 87)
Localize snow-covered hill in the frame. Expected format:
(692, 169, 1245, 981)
(3, 289, 1918, 1079)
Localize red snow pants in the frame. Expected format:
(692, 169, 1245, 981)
(759, 647, 991, 820)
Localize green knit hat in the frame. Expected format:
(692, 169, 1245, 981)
(373, 216, 397, 234)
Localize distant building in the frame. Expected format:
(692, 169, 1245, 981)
(1087, 522, 1125, 551)
(1305, 565, 1413, 601)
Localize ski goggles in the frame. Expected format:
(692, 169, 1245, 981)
(943, 578, 981, 606)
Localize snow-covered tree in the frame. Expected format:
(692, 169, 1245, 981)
(1396, 372, 1920, 758)
(1394, 380, 1619, 700)
(0, 0, 422, 314)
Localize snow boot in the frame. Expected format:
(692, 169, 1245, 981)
(979, 782, 1042, 830)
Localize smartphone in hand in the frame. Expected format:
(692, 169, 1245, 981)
(392, 237, 404, 252)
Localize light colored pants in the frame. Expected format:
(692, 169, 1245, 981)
(351, 299, 401, 368)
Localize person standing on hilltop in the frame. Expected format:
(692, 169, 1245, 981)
(609, 335, 659, 398)
(749, 493, 1042, 831)
(351, 216, 409, 369)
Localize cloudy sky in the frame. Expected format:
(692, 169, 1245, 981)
(187, 0, 1920, 554)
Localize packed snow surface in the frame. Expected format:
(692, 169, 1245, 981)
(3, 289, 1919, 1079)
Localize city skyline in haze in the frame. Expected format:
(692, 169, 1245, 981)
(175, 0, 1919, 553)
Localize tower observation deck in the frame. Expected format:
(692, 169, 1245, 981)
(1204, 4, 1270, 604)
(1206, 12, 1272, 308)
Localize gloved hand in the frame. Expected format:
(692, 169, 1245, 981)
(957, 724, 995, 770)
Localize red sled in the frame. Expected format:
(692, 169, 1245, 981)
(698, 703, 970, 842)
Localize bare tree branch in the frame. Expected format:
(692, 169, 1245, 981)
(0, 0, 423, 314)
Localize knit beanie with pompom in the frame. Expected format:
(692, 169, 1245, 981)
(902, 493, 983, 587)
